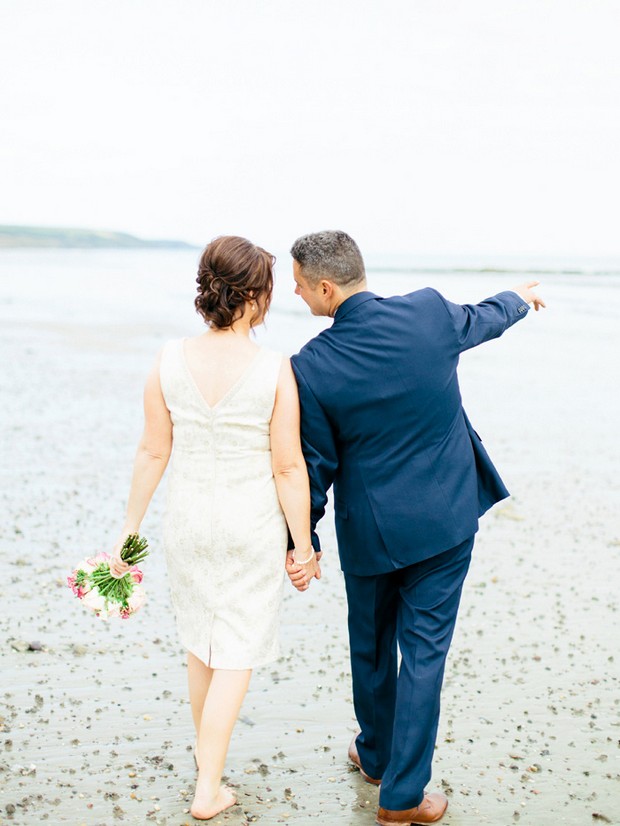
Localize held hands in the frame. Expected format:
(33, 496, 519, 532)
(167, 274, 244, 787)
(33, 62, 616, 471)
(286, 549, 322, 592)
(513, 280, 546, 312)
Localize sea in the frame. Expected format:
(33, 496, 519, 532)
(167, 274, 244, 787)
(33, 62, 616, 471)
(1, 247, 619, 358)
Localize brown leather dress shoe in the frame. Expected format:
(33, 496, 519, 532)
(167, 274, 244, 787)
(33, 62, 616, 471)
(348, 733, 382, 785)
(376, 792, 448, 825)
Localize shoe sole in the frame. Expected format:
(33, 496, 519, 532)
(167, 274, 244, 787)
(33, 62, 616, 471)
(359, 768, 382, 786)
(348, 752, 382, 785)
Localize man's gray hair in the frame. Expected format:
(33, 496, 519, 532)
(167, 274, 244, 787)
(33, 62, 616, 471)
(290, 230, 366, 287)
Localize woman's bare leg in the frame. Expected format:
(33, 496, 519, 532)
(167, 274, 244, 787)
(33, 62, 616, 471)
(187, 652, 214, 766)
(190, 668, 252, 820)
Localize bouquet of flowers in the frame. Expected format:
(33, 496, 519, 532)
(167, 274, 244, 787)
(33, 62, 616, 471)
(67, 534, 149, 620)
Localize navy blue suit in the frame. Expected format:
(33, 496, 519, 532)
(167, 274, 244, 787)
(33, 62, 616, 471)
(291, 287, 529, 809)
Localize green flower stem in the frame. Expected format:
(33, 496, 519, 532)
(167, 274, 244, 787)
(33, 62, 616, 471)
(120, 534, 149, 566)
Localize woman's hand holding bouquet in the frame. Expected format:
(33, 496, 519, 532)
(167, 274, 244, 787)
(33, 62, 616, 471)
(67, 533, 149, 620)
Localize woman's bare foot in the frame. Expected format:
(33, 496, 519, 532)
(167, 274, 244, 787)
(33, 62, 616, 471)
(190, 784, 236, 820)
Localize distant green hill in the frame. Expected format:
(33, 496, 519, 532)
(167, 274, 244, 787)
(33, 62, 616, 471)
(0, 225, 197, 249)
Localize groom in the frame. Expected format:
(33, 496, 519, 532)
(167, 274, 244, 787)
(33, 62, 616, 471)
(287, 230, 544, 825)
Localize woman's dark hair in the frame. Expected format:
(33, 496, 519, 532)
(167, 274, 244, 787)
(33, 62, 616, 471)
(195, 236, 275, 329)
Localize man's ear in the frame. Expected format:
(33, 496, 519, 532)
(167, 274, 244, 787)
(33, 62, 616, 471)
(321, 280, 333, 296)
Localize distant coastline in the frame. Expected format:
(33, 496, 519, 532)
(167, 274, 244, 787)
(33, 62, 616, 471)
(0, 225, 198, 249)
(366, 264, 620, 276)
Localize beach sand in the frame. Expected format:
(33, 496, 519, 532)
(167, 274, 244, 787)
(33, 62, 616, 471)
(1, 265, 619, 825)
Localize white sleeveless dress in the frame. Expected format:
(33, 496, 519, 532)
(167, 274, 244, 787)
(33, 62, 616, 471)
(159, 339, 288, 669)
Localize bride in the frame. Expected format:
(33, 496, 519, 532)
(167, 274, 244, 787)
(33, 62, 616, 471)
(110, 235, 320, 819)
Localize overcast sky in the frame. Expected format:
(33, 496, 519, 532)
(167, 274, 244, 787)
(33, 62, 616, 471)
(1, 0, 619, 257)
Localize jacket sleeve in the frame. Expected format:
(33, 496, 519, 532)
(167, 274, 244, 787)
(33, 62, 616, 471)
(291, 358, 339, 554)
(431, 289, 530, 353)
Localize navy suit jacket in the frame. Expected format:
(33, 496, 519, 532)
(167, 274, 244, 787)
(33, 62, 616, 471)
(291, 287, 529, 576)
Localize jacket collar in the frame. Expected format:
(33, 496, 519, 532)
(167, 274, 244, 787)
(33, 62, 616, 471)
(334, 291, 379, 322)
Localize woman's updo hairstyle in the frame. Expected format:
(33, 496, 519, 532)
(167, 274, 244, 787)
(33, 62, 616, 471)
(195, 235, 275, 329)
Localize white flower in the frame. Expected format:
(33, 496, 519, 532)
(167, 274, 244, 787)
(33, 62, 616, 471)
(128, 586, 146, 613)
(82, 590, 106, 613)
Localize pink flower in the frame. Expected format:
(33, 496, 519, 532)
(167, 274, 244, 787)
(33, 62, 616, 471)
(130, 566, 143, 584)
(87, 552, 110, 568)
(67, 573, 90, 599)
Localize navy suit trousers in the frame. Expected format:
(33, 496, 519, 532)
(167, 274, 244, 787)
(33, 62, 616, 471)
(344, 536, 474, 810)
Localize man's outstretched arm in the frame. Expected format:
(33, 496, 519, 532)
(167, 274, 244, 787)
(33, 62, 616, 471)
(434, 280, 545, 352)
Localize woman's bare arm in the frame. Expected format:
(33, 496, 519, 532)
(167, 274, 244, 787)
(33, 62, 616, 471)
(270, 357, 319, 590)
(110, 353, 172, 576)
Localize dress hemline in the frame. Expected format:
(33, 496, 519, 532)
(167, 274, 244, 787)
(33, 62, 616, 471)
(181, 639, 281, 671)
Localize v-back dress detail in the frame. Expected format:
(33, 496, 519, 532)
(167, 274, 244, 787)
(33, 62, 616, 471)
(159, 339, 288, 669)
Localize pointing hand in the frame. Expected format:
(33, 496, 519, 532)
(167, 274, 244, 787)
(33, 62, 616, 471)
(513, 280, 546, 312)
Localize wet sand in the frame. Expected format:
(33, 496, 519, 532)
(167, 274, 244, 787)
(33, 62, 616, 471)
(1, 272, 619, 825)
